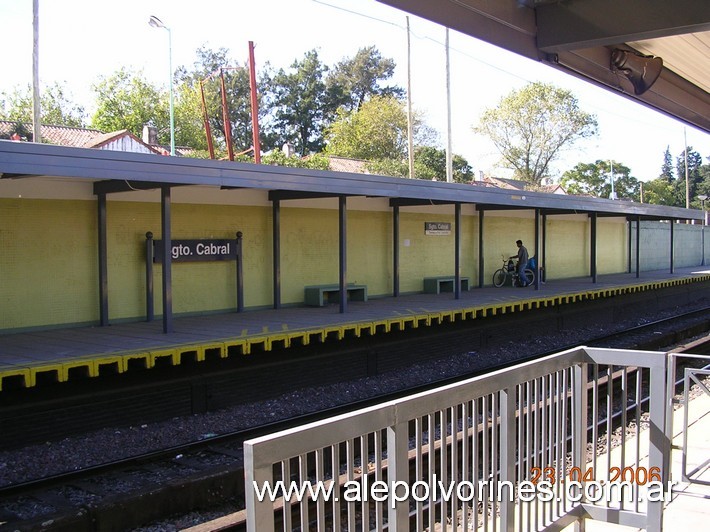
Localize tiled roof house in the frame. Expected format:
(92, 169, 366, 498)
(0, 121, 168, 155)
(472, 174, 567, 195)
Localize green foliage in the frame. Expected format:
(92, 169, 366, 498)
(0, 82, 85, 127)
(324, 96, 409, 160)
(673, 146, 705, 206)
(179, 46, 276, 156)
(644, 146, 710, 207)
(326, 45, 404, 112)
(271, 49, 330, 155)
(91, 68, 168, 140)
(172, 80, 209, 151)
(475, 82, 597, 185)
(413, 146, 473, 183)
(641, 178, 678, 206)
(261, 150, 330, 170)
(268, 46, 404, 157)
(325, 97, 471, 180)
(560, 160, 639, 200)
(181, 149, 215, 160)
(659, 146, 674, 182)
(366, 158, 409, 177)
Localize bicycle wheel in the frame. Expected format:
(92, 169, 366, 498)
(524, 268, 535, 286)
(492, 268, 507, 287)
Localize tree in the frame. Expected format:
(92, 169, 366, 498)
(674, 146, 704, 207)
(271, 50, 330, 155)
(659, 146, 674, 182)
(172, 78, 209, 151)
(324, 95, 409, 161)
(91, 68, 168, 140)
(413, 146, 473, 183)
(474, 82, 597, 185)
(178, 46, 277, 157)
(642, 178, 677, 206)
(325, 96, 454, 179)
(1, 82, 85, 127)
(325, 45, 404, 113)
(560, 160, 639, 200)
(260, 149, 330, 170)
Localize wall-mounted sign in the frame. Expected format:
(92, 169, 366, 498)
(425, 222, 451, 236)
(153, 239, 237, 263)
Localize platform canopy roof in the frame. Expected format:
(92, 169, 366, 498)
(377, 0, 710, 134)
(0, 140, 702, 222)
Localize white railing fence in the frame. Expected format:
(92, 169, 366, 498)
(245, 347, 669, 531)
(666, 352, 710, 485)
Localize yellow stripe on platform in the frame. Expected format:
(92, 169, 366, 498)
(0, 365, 30, 390)
(123, 351, 152, 369)
(28, 364, 61, 386)
(150, 348, 179, 366)
(3, 272, 708, 390)
(95, 355, 124, 375)
(224, 337, 249, 356)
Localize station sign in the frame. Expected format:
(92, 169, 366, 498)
(425, 222, 451, 236)
(153, 239, 237, 263)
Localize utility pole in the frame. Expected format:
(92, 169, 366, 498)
(684, 128, 690, 208)
(445, 28, 453, 183)
(248, 41, 261, 164)
(32, 0, 41, 143)
(406, 16, 415, 179)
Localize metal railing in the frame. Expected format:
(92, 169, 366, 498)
(244, 347, 669, 531)
(667, 352, 710, 485)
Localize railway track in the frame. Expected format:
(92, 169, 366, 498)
(1, 308, 709, 530)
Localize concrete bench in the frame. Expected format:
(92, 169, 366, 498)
(304, 284, 368, 307)
(423, 276, 470, 294)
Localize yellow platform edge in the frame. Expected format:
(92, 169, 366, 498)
(2, 274, 709, 391)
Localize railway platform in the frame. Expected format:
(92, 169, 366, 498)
(1, 266, 709, 391)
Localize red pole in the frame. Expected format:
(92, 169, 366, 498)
(199, 80, 215, 159)
(248, 41, 261, 164)
(220, 69, 234, 161)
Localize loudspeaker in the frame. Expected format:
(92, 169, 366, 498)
(611, 49, 663, 95)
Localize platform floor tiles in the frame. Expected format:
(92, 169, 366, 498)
(1, 267, 709, 390)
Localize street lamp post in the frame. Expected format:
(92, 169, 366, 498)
(149, 15, 175, 156)
(699, 194, 707, 266)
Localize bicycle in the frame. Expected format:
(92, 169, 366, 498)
(492, 255, 535, 288)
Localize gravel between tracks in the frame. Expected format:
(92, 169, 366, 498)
(1, 298, 709, 530)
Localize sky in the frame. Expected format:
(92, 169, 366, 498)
(1, 0, 708, 183)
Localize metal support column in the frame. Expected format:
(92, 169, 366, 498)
(339, 196, 347, 313)
(534, 208, 541, 290)
(454, 202, 461, 299)
(161, 185, 173, 333)
(478, 209, 485, 288)
(98, 193, 109, 326)
(590, 212, 598, 283)
(236, 231, 244, 312)
(670, 220, 675, 274)
(636, 216, 641, 279)
(393, 204, 400, 297)
(627, 219, 632, 273)
(272, 199, 281, 309)
(145, 232, 154, 321)
(542, 212, 547, 282)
